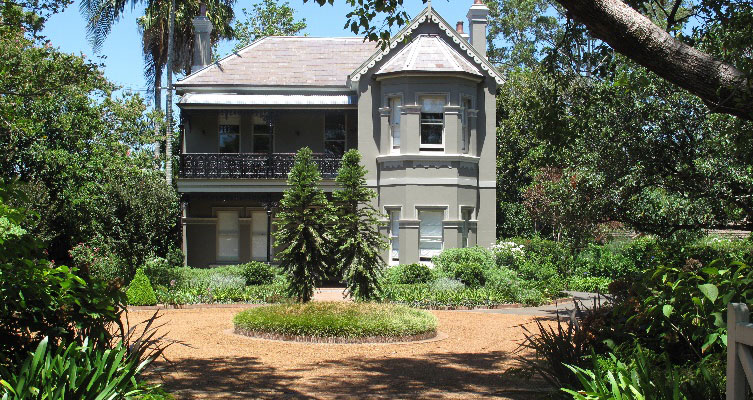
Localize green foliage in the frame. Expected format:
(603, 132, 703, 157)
(0, 337, 150, 399)
(0, 183, 125, 367)
(233, 0, 306, 51)
(332, 150, 387, 301)
(142, 256, 176, 287)
(573, 243, 638, 279)
(563, 348, 684, 400)
(0, 26, 179, 272)
(383, 263, 434, 284)
(241, 261, 277, 285)
(69, 240, 126, 283)
(274, 147, 334, 302)
(382, 282, 545, 308)
(233, 302, 437, 338)
(126, 269, 157, 306)
(433, 246, 496, 272)
(446, 263, 486, 288)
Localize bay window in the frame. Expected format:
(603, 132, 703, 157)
(461, 97, 472, 153)
(419, 96, 445, 150)
(389, 97, 401, 152)
(419, 209, 444, 260)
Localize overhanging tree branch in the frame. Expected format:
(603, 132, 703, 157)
(553, 0, 753, 121)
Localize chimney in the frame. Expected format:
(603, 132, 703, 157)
(466, 0, 489, 57)
(456, 21, 470, 41)
(192, 3, 213, 72)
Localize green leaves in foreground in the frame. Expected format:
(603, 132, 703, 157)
(0, 337, 150, 399)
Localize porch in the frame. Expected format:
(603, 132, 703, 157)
(178, 152, 341, 180)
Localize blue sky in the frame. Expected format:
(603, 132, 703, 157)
(42, 0, 473, 106)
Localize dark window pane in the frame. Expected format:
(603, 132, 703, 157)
(325, 112, 345, 131)
(325, 141, 345, 156)
(253, 136, 271, 153)
(219, 124, 240, 153)
(420, 112, 444, 123)
(421, 124, 443, 145)
(325, 129, 345, 141)
(254, 124, 270, 135)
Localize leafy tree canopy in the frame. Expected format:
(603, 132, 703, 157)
(232, 0, 306, 52)
(0, 24, 179, 270)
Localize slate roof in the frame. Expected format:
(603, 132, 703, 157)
(176, 37, 378, 88)
(376, 34, 482, 77)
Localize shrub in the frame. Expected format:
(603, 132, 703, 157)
(510, 237, 574, 275)
(127, 269, 157, 306)
(241, 261, 276, 285)
(233, 302, 437, 339)
(69, 240, 125, 282)
(566, 276, 611, 292)
(490, 240, 525, 268)
(430, 277, 466, 292)
(142, 256, 175, 287)
(384, 263, 434, 284)
(447, 262, 486, 288)
(433, 246, 496, 273)
(165, 246, 184, 268)
(1, 185, 125, 366)
(572, 243, 637, 279)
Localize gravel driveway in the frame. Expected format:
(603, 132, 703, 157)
(130, 306, 551, 399)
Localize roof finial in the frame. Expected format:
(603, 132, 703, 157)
(427, 0, 432, 13)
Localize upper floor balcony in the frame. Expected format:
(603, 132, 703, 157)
(179, 153, 341, 180)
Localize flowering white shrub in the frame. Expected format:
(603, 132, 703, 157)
(490, 241, 525, 267)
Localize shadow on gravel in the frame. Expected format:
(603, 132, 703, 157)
(149, 351, 546, 399)
(298, 351, 545, 399)
(150, 356, 312, 399)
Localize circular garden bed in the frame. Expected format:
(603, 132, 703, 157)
(233, 302, 438, 343)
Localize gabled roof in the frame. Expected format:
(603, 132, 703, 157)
(376, 34, 481, 77)
(349, 6, 504, 86)
(176, 37, 378, 88)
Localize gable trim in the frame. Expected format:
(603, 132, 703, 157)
(349, 7, 504, 86)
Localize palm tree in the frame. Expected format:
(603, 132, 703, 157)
(138, 0, 234, 110)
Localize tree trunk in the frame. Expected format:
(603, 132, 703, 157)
(553, 0, 752, 121)
(153, 70, 161, 160)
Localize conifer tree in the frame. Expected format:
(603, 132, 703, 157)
(333, 150, 387, 301)
(273, 147, 333, 302)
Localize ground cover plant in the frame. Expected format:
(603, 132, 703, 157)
(233, 302, 437, 340)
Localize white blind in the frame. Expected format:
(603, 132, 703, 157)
(419, 210, 443, 258)
(217, 211, 240, 262)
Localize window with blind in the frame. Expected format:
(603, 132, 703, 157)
(419, 210, 444, 260)
(419, 96, 445, 150)
(216, 210, 240, 263)
(388, 209, 400, 264)
(389, 97, 401, 152)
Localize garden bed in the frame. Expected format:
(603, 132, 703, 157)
(233, 302, 437, 343)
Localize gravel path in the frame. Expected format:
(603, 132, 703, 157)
(130, 307, 551, 399)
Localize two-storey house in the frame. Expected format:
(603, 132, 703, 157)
(175, 1, 500, 268)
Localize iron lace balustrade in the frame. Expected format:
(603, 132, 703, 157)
(179, 153, 341, 179)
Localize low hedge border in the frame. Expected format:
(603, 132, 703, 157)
(232, 327, 438, 344)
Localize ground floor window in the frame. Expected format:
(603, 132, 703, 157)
(217, 210, 240, 262)
(388, 209, 400, 265)
(461, 208, 473, 248)
(419, 209, 443, 261)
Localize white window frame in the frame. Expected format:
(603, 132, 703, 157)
(417, 207, 446, 262)
(324, 111, 347, 156)
(218, 112, 241, 153)
(251, 113, 274, 154)
(387, 95, 402, 153)
(386, 207, 401, 265)
(417, 94, 448, 151)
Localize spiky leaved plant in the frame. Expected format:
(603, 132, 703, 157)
(273, 147, 333, 302)
(332, 150, 388, 301)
